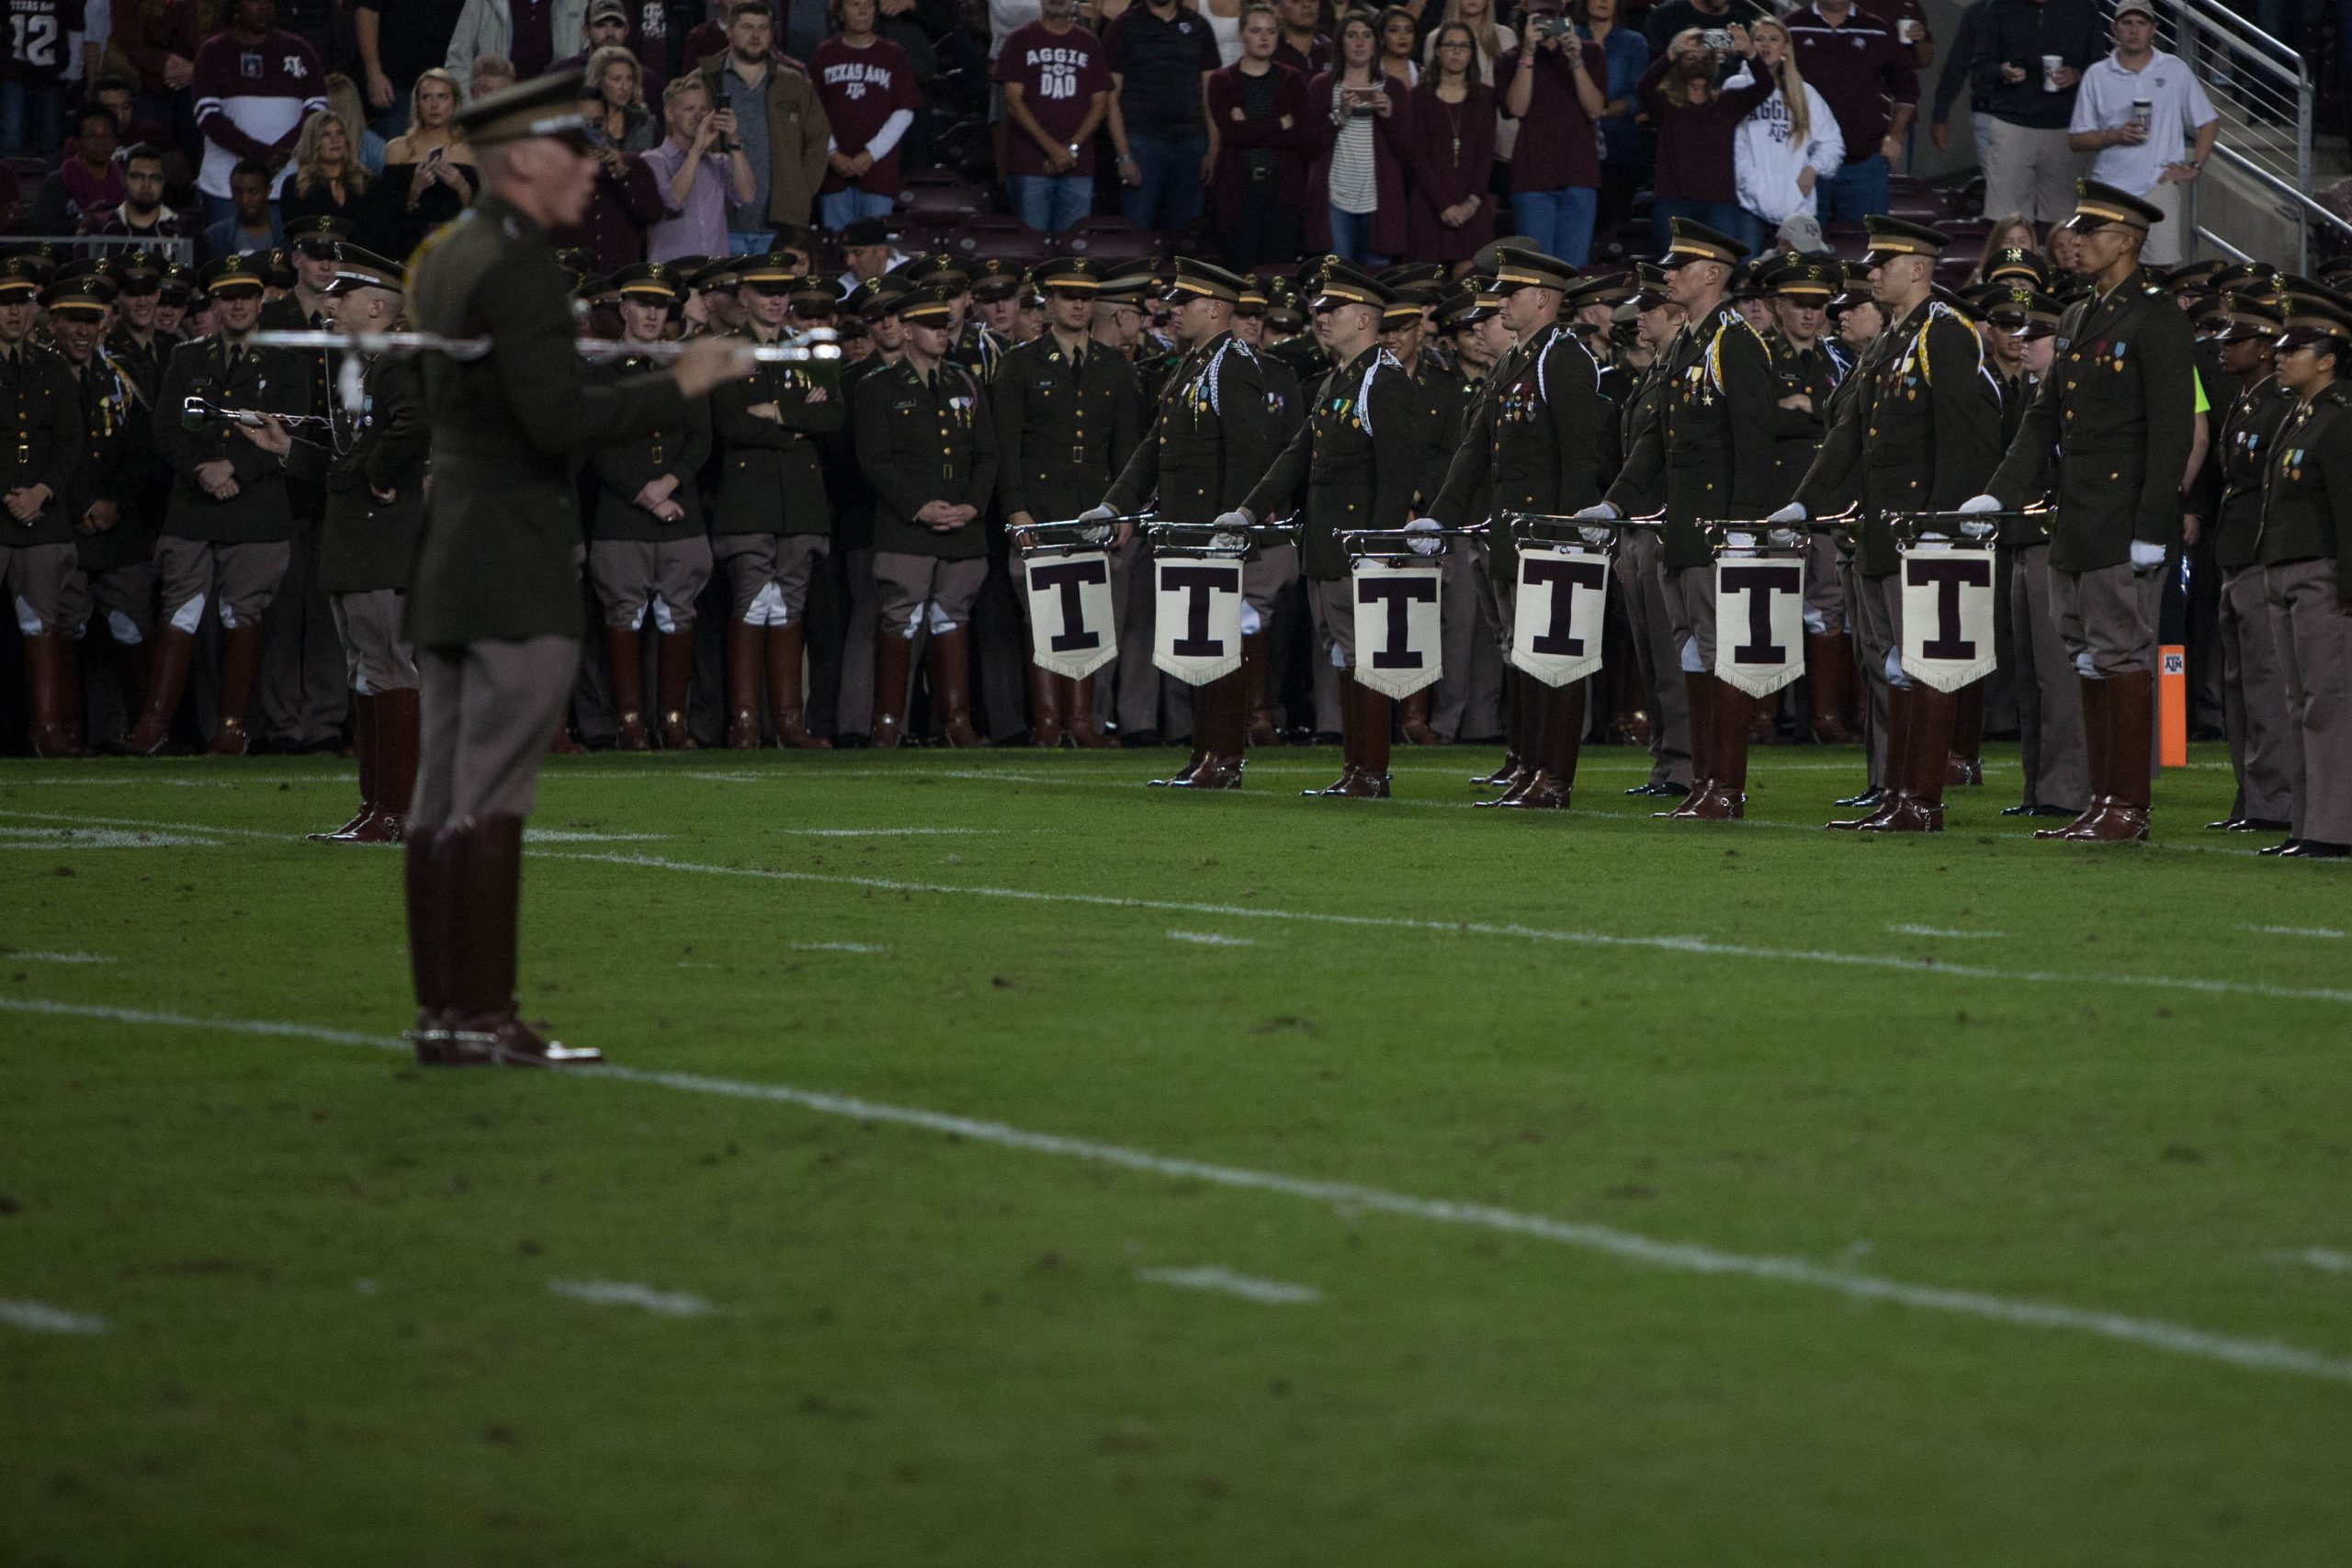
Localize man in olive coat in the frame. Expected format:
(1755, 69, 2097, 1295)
(401, 70, 752, 1068)
(0, 257, 89, 757)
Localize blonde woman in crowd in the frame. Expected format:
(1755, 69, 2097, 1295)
(1730, 15, 1841, 238)
(382, 69, 480, 256)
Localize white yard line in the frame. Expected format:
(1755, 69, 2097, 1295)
(1136, 1266, 1319, 1304)
(546, 851, 2352, 1009)
(0, 1299, 109, 1334)
(4, 993, 2349, 1387)
(1, 950, 114, 964)
(546, 1279, 723, 1317)
(789, 941, 888, 954)
(781, 828, 997, 837)
(2242, 924, 2346, 940)
(1887, 924, 2008, 941)
(2271, 1249, 2352, 1274)
(1167, 931, 1257, 947)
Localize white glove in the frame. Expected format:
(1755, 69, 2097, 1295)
(1078, 503, 1115, 524)
(1959, 518, 1996, 540)
(2130, 539, 2166, 573)
(1404, 517, 1442, 557)
(1917, 530, 1950, 543)
(1578, 525, 1613, 546)
(1766, 501, 1806, 525)
(1767, 528, 1802, 548)
(1956, 493, 2001, 514)
(1724, 530, 1758, 550)
(1212, 509, 1253, 531)
(1572, 502, 1619, 522)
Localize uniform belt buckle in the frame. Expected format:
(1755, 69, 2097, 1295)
(1071, 445, 1087, 465)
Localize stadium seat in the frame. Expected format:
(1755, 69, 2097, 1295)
(898, 171, 987, 223)
(1057, 215, 1160, 265)
(947, 212, 1053, 265)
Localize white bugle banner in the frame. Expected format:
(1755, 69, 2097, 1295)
(1898, 544, 1998, 694)
(1713, 557, 1806, 698)
(1510, 545, 1610, 689)
(1351, 558, 1444, 700)
(1022, 550, 1119, 681)
(1151, 554, 1244, 685)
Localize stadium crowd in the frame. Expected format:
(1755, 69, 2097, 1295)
(0, 0, 2344, 857)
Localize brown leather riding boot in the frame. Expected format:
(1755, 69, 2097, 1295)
(1832, 683, 1913, 829)
(1149, 694, 1208, 785)
(57, 636, 85, 754)
(1863, 683, 1952, 833)
(1334, 677, 1393, 798)
(122, 626, 198, 752)
(725, 619, 763, 748)
(1241, 632, 1279, 747)
(870, 631, 912, 748)
(24, 632, 79, 758)
(1477, 670, 1521, 786)
(764, 622, 830, 749)
(1948, 678, 1985, 785)
(446, 814, 600, 1066)
(364, 687, 418, 843)
(1663, 671, 1716, 818)
(1026, 659, 1064, 747)
(656, 631, 696, 750)
(548, 716, 589, 754)
(605, 626, 651, 750)
(312, 693, 376, 840)
(403, 824, 487, 1065)
(1805, 631, 1860, 743)
(2069, 670, 2152, 842)
(2039, 676, 2109, 839)
(1481, 671, 1545, 807)
(1499, 678, 1582, 810)
(1307, 671, 1363, 795)
(1398, 687, 1441, 745)
(1686, 682, 1750, 820)
(927, 626, 986, 747)
(209, 622, 266, 755)
(1172, 670, 1248, 789)
(1065, 671, 1116, 748)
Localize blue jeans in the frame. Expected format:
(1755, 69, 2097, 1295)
(1648, 196, 1757, 262)
(1511, 185, 1599, 267)
(728, 230, 777, 255)
(1816, 154, 1891, 223)
(1327, 206, 1388, 267)
(1008, 174, 1093, 232)
(819, 187, 896, 231)
(0, 78, 64, 160)
(1118, 131, 1206, 231)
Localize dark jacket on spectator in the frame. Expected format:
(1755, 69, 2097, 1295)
(1406, 77, 1495, 264)
(1972, 0, 2101, 130)
(1302, 71, 1412, 259)
(553, 152, 664, 274)
(1207, 60, 1313, 233)
(1785, 4, 1918, 164)
(1640, 51, 1774, 204)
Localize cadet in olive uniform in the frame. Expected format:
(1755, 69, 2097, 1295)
(993, 256, 1145, 748)
(1418, 284, 1502, 751)
(123, 254, 306, 757)
(47, 272, 150, 753)
(105, 252, 177, 404)
(1606, 265, 1694, 799)
(707, 250, 849, 750)
(1231, 262, 1428, 800)
(827, 274, 914, 742)
(1585, 220, 1781, 822)
(1781, 218, 2003, 833)
(1969, 180, 2199, 844)
(400, 70, 752, 1067)
(853, 283, 1001, 749)
(584, 262, 716, 753)
(0, 259, 92, 756)
(2252, 296, 2352, 858)
(1381, 283, 1464, 748)
(1758, 256, 1861, 745)
(1425, 247, 1615, 810)
(2207, 294, 2300, 835)
(1232, 278, 1306, 746)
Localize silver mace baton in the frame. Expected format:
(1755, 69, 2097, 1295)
(1504, 510, 1665, 547)
(244, 327, 845, 365)
(1341, 525, 1481, 565)
(1885, 505, 2049, 547)
(180, 394, 338, 433)
(1014, 513, 1155, 558)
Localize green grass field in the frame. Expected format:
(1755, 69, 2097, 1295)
(4, 741, 2350, 1565)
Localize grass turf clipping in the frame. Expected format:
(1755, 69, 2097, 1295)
(3, 741, 2349, 1565)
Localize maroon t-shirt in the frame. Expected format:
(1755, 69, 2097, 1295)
(0, 0, 85, 84)
(992, 20, 1114, 178)
(509, 0, 556, 78)
(813, 36, 922, 196)
(1496, 39, 1604, 192)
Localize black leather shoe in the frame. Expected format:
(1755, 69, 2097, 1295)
(1119, 728, 1162, 748)
(2206, 817, 2246, 830)
(2235, 818, 2290, 833)
(2280, 840, 2350, 859)
(1644, 780, 1690, 798)
(2001, 802, 2041, 818)
(2258, 839, 2301, 857)
(1833, 784, 1883, 810)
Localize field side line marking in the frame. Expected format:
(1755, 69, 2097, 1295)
(0, 807, 277, 840)
(0, 1298, 110, 1334)
(544, 851, 2352, 1008)
(4, 994, 2346, 1385)
(1136, 1266, 1320, 1304)
(546, 1279, 725, 1317)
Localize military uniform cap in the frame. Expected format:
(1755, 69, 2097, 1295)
(574, 272, 612, 301)
(841, 216, 896, 248)
(1490, 246, 1576, 294)
(1032, 256, 1104, 295)
(729, 247, 799, 286)
(1980, 281, 2063, 337)
(1382, 280, 1440, 325)
(2313, 254, 2352, 287)
(1982, 245, 2049, 287)
(157, 260, 197, 300)
(899, 283, 959, 326)
(1658, 217, 1747, 269)
(2211, 261, 2279, 300)
(1827, 260, 1876, 310)
(895, 253, 970, 291)
(2, 242, 60, 283)
(197, 253, 267, 296)
(1563, 269, 1630, 310)
(38, 269, 111, 312)
(2187, 295, 2231, 338)
(1929, 283, 1983, 321)
(325, 244, 405, 294)
(786, 276, 838, 313)
(1627, 261, 1675, 309)
(2278, 293, 2352, 350)
(454, 67, 594, 147)
(2064, 178, 2165, 233)
(1234, 277, 1269, 315)
(685, 255, 742, 294)
(1095, 267, 1157, 306)
(1377, 261, 1449, 290)
(285, 212, 359, 252)
(51, 254, 115, 288)
(1162, 256, 1247, 305)
(1860, 214, 1950, 261)
(852, 273, 915, 320)
(2214, 295, 2284, 343)
(610, 260, 684, 301)
(259, 247, 298, 289)
(112, 247, 164, 285)
(1309, 259, 1394, 311)
(1469, 234, 1539, 274)
(2165, 258, 2223, 294)
(1431, 285, 1487, 331)
(968, 257, 1025, 301)
(1730, 256, 1770, 299)
(1769, 257, 1838, 300)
